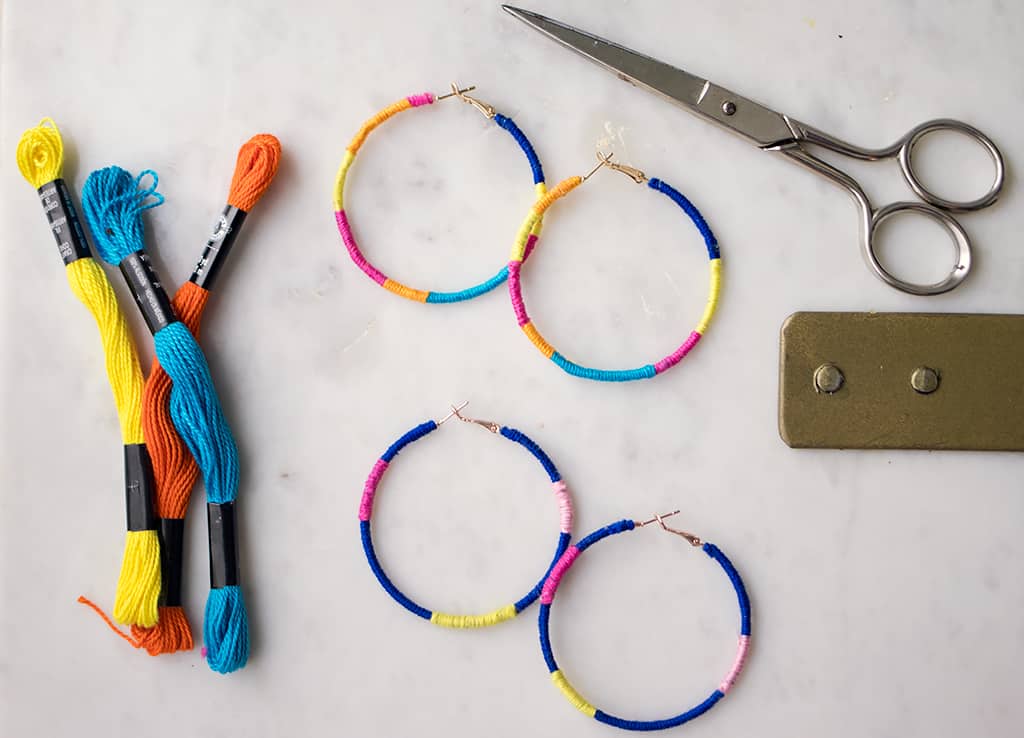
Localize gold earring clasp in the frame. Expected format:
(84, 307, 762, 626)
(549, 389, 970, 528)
(635, 509, 702, 547)
(582, 151, 648, 184)
(437, 82, 496, 119)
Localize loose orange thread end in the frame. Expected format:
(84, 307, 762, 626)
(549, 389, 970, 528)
(77, 596, 142, 649)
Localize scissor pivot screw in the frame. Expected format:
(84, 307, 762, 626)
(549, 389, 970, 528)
(721, 100, 737, 116)
(814, 363, 844, 394)
(910, 366, 940, 395)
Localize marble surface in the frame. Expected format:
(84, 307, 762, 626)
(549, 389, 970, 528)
(2, 1, 1023, 736)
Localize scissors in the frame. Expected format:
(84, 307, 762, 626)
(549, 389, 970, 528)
(504, 6, 1006, 296)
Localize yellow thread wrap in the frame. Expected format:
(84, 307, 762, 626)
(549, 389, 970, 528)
(383, 279, 429, 302)
(529, 182, 547, 239)
(333, 150, 355, 210)
(18, 119, 160, 627)
(695, 258, 721, 335)
(552, 671, 597, 717)
(430, 604, 517, 629)
(511, 178, 578, 260)
(522, 322, 554, 359)
(510, 214, 540, 262)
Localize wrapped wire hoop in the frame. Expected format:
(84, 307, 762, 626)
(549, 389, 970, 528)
(334, 84, 546, 303)
(359, 405, 574, 628)
(508, 156, 721, 381)
(538, 513, 751, 731)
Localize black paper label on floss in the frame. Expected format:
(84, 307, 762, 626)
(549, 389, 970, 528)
(158, 518, 185, 607)
(119, 251, 175, 334)
(208, 501, 240, 589)
(37, 179, 92, 265)
(124, 443, 157, 532)
(190, 205, 247, 291)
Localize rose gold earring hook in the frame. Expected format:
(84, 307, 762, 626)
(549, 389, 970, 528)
(437, 401, 470, 425)
(635, 509, 703, 547)
(437, 401, 500, 433)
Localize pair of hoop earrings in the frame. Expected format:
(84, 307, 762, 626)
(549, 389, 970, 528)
(334, 84, 722, 383)
(360, 403, 751, 732)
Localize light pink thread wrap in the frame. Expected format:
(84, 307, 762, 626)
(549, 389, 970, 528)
(337, 210, 388, 285)
(719, 634, 750, 694)
(540, 545, 581, 604)
(552, 481, 572, 534)
(359, 459, 389, 521)
(654, 331, 702, 374)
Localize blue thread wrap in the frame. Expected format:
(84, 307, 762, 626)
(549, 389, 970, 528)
(648, 178, 719, 259)
(361, 420, 569, 621)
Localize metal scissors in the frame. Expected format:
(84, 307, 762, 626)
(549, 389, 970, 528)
(504, 6, 1006, 296)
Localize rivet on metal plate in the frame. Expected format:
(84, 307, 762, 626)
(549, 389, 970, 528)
(779, 312, 1024, 451)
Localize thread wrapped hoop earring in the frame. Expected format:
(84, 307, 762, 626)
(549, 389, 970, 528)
(538, 511, 751, 732)
(335, 83, 546, 304)
(360, 402, 573, 628)
(508, 153, 722, 382)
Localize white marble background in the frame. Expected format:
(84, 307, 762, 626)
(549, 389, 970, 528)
(2, 1, 1022, 736)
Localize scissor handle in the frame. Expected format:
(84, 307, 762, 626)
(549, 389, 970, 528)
(895, 119, 1005, 213)
(864, 201, 972, 296)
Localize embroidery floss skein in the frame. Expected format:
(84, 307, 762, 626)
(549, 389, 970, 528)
(16, 118, 161, 628)
(81, 167, 249, 674)
(131, 134, 280, 655)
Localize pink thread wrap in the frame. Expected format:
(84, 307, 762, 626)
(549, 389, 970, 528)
(508, 261, 530, 326)
(407, 92, 435, 107)
(337, 210, 388, 285)
(719, 634, 750, 694)
(552, 481, 572, 534)
(541, 545, 580, 604)
(522, 233, 539, 261)
(359, 459, 389, 521)
(654, 331, 702, 374)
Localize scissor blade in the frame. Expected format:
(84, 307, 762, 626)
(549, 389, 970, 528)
(502, 6, 797, 149)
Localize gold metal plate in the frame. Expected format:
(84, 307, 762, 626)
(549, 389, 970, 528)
(779, 312, 1024, 451)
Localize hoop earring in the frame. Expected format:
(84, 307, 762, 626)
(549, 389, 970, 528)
(335, 83, 546, 304)
(359, 403, 573, 628)
(538, 511, 751, 732)
(508, 153, 721, 382)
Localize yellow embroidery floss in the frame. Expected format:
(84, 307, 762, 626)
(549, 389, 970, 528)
(17, 118, 160, 628)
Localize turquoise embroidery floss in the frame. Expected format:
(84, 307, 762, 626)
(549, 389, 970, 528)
(81, 166, 249, 674)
